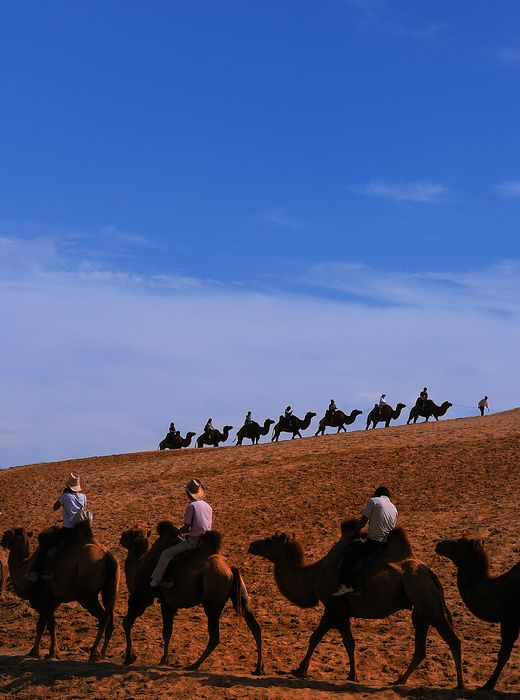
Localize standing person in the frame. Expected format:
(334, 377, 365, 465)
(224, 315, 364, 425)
(150, 478, 212, 588)
(26, 473, 88, 582)
(333, 486, 398, 596)
(478, 395, 489, 416)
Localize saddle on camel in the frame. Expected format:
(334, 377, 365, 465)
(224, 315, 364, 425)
(120, 477, 264, 673)
(249, 520, 463, 687)
(0, 521, 119, 662)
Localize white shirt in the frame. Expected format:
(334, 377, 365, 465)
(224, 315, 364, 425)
(184, 500, 213, 537)
(59, 492, 87, 528)
(362, 495, 398, 542)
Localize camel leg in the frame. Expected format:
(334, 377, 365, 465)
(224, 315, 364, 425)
(186, 603, 225, 670)
(336, 616, 358, 682)
(240, 598, 264, 675)
(28, 613, 48, 659)
(159, 603, 176, 665)
(46, 611, 61, 660)
(434, 615, 464, 689)
(292, 609, 334, 678)
(481, 620, 519, 690)
(391, 609, 429, 685)
(79, 595, 108, 662)
(123, 590, 154, 665)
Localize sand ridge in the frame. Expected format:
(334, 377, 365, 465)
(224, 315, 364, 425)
(0, 409, 519, 698)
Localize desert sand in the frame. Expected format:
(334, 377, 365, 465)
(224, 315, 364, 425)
(0, 409, 519, 699)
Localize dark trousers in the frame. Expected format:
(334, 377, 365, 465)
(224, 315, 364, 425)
(338, 538, 381, 587)
(479, 406, 485, 416)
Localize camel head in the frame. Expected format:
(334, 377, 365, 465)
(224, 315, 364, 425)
(305, 412, 317, 419)
(187, 432, 196, 439)
(396, 403, 406, 409)
(441, 401, 453, 409)
(265, 419, 275, 426)
(248, 533, 304, 564)
(0, 527, 32, 557)
(120, 526, 150, 552)
(352, 409, 363, 417)
(436, 536, 488, 570)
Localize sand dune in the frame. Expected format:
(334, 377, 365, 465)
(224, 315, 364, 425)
(1, 410, 519, 698)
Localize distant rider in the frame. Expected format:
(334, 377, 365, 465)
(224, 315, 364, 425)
(244, 411, 253, 426)
(378, 394, 388, 415)
(478, 395, 489, 416)
(204, 418, 213, 436)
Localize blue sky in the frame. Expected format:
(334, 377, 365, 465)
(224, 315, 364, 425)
(1, 1, 519, 467)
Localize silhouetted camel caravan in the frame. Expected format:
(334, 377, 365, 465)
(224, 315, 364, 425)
(436, 536, 520, 690)
(366, 402, 406, 429)
(315, 409, 363, 436)
(120, 521, 264, 674)
(407, 398, 452, 424)
(236, 419, 275, 445)
(196, 425, 233, 448)
(0, 523, 119, 661)
(271, 412, 316, 442)
(159, 431, 196, 450)
(249, 521, 463, 686)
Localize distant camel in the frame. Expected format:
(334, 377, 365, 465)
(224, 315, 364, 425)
(436, 536, 520, 690)
(407, 399, 452, 424)
(159, 432, 196, 450)
(271, 412, 316, 442)
(0, 546, 7, 598)
(196, 426, 233, 448)
(120, 522, 264, 674)
(0, 524, 119, 662)
(315, 409, 363, 436)
(365, 403, 406, 430)
(236, 419, 275, 446)
(249, 522, 463, 687)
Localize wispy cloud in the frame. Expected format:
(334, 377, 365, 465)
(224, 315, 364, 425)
(346, 1, 446, 41)
(100, 224, 151, 246)
(263, 207, 305, 230)
(496, 48, 520, 63)
(348, 180, 449, 203)
(493, 181, 520, 198)
(1, 233, 519, 468)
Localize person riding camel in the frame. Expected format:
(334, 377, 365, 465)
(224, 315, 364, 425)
(378, 394, 388, 415)
(168, 422, 176, 434)
(244, 411, 253, 426)
(204, 418, 213, 437)
(25, 473, 88, 582)
(328, 399, 337, 420)
(284, 406, 293, 428)
(150, 478, 213, 588)
(333, 486, 398, 597)
(419, 387, 428, 405)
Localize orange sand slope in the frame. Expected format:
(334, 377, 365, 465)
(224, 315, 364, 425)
(1, 409, 519, 699)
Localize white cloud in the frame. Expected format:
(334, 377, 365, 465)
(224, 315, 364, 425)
(493, 181, 520, 198)
(263, 207, 305, 230)
(497, 48, 520, 63)
(0, 236, 518, 468)
(349, 180, 449, 203)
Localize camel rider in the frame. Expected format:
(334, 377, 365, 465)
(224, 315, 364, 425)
(204, 418, 213, 436)
(378, 394, 388, 415)
(168, 422, 176, 434)
(284, 405, 293, 427)
(419, 387, 428, 405)
(150, 478, 212, 588)
(244, 411, 253, 426)
(328, 399, 337, 419)
(333, 486, 398, 597)
(26, 473, 88, 582)
(478, 395, 489, 416)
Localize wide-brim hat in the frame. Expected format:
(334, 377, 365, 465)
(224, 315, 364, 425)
(66, 472, 82, 492)
(185, 478, 206, 500)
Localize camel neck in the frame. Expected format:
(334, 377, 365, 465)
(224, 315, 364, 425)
(457, 567, 502, 623)
(273, 552, 322, 608)
(8, 548, 32, 600)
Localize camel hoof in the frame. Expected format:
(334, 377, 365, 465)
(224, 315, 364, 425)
(478, 682, 495, 691)
(88, 653, 100, 663)
(291, 667, 307, 679)
(185, 663, 200, 672)
(27, 650, 41, 660)
(159, 656, 169, 666)
(347, 673, 359, 683)
(124, 654, 137, 665)
(389, 677, 405, 686)
(252, 665, 264, 676)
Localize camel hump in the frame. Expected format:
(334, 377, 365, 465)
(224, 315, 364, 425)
(156, 520, 179, 537)
(199, 530, 222, 556)
(385, 527, 414, 559)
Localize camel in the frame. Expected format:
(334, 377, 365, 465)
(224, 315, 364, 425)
(315, 409, 363, 436)
(0, 546, 7, 598)
(0, 523, 119, 662)
(271, 412, 316, 442)
(236, 419, 275, 446)
(196, 425, 233, 448)
(120, 521, 264, 674)
(436, 536, 520, 690)
(248, 521, 463, 687)
(407, 399, 452, 424)
(365, 403, 406, 430)
(159, 431, 196, 450)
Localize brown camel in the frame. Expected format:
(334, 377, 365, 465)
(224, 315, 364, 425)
(236, 419, 275, 446)
(436, 536, 520, 690)
(0, 523, 119, 661)
(196, 425, 233, 448)
(159, 431, 196, 450)
(120, 521, 264, 674)
(365, 403, 406, 429)
(0, 546, 7, 598)
(249, 521, 463, 687)
(407, 399, 452, 424)
(271, 412, 316, 442)
(315, 409, 363, 436)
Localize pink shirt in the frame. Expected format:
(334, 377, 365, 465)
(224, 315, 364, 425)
(184, 500, 213, 537)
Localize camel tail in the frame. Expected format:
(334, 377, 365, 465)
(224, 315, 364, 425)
(101, 550, 120, 615)
(230, 566, 246, 624)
